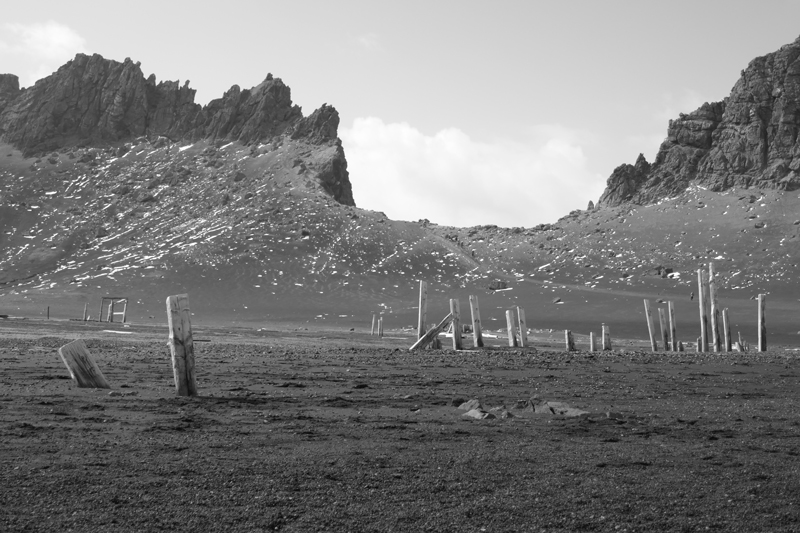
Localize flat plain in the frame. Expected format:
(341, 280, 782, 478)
(1, 319, 800, 532)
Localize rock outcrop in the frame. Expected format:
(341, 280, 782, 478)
(0, 53, 354, 205)
(599, 35, 800, 207)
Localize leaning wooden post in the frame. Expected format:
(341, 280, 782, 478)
(450, 299, 463, 350)
(58, 339, 111, 389)
(83, 303, 89, 322)
(602, 324, 612, 350)
(371, 313, 376, 335)
(709, 263, 720, 352)
(697, 269, 708, 352)
(417, 281, 428, 339)
(505, 309, 518, 347)
(121, 300, 128, 323)
(166, 294, 197, 397)
(517, 307, 528, 347)
(564, 330, 576, 351)
(410, 313, 452, 351)
(658, 307, 669, 351)
(643, 300, 657, 352)
(469, 295, 484, 348)
(722, 308, 731, 352)
(758, 294, 767, 352)
(589, 332, 596, 351)
(668, 301, 677, 351)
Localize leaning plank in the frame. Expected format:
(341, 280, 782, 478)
(409, 313, 453, 351)
(58, 339, 111, 389)
(166, 294, 197, 396)
(643, 300, 657, 352)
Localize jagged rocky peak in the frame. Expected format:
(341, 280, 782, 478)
(598, 34, 800, 208)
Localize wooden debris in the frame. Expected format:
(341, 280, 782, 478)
(58, 339, 111, 389)
(410, 313, 453, 351)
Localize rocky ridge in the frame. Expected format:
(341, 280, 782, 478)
(600, 35, 800, 207)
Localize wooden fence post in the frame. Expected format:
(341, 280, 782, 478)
(643, 300, 657, 352)
(107, 300, 115, 323)
(697, 269, 709, 352)
(83, 303, 89, 322)
(658, 307, 669, 351)
(517, 307, 528, 348)
(668, 301, 677, 351)
(758, 294, 766, 352)
(722, 308, 731, 352)
(709, 263, 720, 352)
(166, 294, 197, 397)
(121, 300, 128, 323)
(589, 332, 596, 352)
(378, 317, 384, 337)
(506, 309, 518, 348)
(469, 295, 484, 348)
(98, 299, 104, 323)
(58, 339, 111, 389)
(417, 281, 428, 339)
(602, 324, 612, 350)
(450, 299, 463, 350)
(565, 330, 576, 351)
(371, 313, 376, 335)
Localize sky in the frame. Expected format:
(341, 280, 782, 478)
(2, 1, 800, 227)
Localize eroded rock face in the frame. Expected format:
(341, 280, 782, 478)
(599, 35, 800, 207)
(0, 53, 355, 206)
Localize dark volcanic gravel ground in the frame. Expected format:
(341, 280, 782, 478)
(1, 321, 800, 532)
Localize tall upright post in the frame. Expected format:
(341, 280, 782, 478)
(506, 309, 518, 347)
(121, 300, 128, 323)
(564, 330, 576, 351)
(107, 300, 114, 323)
(83, 303, 89, 322)
(602, 323, 612, 350)
(371, 313, 376, 335)
(643, 300, 657, 352)
(517, 307, 528, 347)
(709, 263, 720, 352)
(722, 308, 731, 352)
(668, 301, 677, 351)
(697, 269, 708, 352)
(469, 295, 484, 348)
(166, 294, 197, 397)
(378, 317, 384, 337)
(450, 299, 463, 350)
(98, 299, 104, 323)
(589, 332, 596, 352)
(417, 281, 428, 339)
(658, 307, 669, 351)
(758, 294, 766, 352)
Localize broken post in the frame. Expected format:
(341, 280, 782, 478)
(589, 332, 596, 352)
(565, 330, 576, 351)
(166, 294, 197, 397)
(758, 293, 766, 352)
(602, 324, 612, 350)
(410, 313, 452, 351)
(517, 307, 528, 347)
(722, 307, 731, 352)
(643, 300, 657, 352)
(58, 339, 111, 389)
(506, 309, 518, 347)
(668, 301, 677, 351)
(709, 263, 720, 352)
(658, 307, 669, 351)
(697, 269, 709, 352)
(417, 281, 428, 339)
(450, 299, 463, 350)
(469, 295, 484, 348)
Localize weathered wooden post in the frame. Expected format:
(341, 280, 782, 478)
(469, 295, 484, 348)
(602, 324, 612, 350)
(589, 332, 596, 351)
(450, 299, 463, 350)
(668, 301, 678, 351)
(643, 300, 657, 352)
(97, 299, 104, 323)
(58, 339, 111, 389)
(371, 313, 376, 335)
(697, 269, 709, 352)
(658, 307, 669, 351)
(410, 313, 452, 351)
(506, 309, 518, 348)
(417, 281, 428, 339)
(565, 330, 576, 351)
(709, 263, 720, 352)
(378, 317, 384, 337)
(107, 300, 115, 323)
(722, 308, 731, 352)
(517, 307, 528, 347)
(696, 337, 702, 352)
(83, 303, 89, 322)
(121, 300, 128, 323)
(758, 294, 766, 352)
(166, 294, 197, 397)
(47, 306, 50, 320)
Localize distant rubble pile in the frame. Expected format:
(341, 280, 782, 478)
(599, 35, 800, 208)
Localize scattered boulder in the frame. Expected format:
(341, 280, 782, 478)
(462, 409, 496, 420)
(458, 399, 483, 411)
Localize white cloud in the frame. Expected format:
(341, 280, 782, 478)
(351, 32, 383, 53)
(0, 21, 87, 85)
(340, 118, 605, 228)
